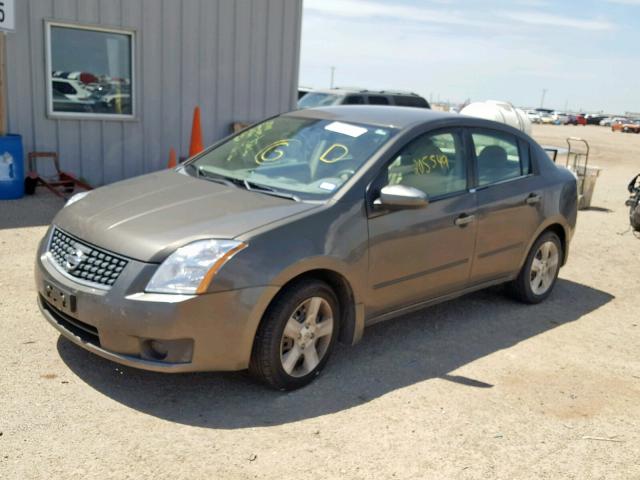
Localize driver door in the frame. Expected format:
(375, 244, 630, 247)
(366, 129, 478, 317)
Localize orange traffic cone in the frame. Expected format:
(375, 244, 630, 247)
(189, 106, 204, 157)
(167, 147, 177, 168)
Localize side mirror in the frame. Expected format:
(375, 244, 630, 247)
(376, 184, 429, 209)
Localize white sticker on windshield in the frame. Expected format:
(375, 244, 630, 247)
(319, 182, 337, 191)
(324, 121, 367, 138)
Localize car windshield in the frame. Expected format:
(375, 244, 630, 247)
(188, 116, 396, 200)
(297, 92, 342, 109)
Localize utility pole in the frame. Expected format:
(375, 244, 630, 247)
(329, 66, 336, 89)
(564, 99, 568, 112)
(540, 88, 547, 109)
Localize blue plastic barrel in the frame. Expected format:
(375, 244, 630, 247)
(0, 134, 24, 200)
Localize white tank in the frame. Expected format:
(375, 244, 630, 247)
(460, 100, 532, 135)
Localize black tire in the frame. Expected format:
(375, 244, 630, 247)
(508, 231, 563, 304)
(249, 279, 340, 390)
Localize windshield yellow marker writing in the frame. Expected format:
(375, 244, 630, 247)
(255, 139, 294, 165)
(319, 144, 349, 164)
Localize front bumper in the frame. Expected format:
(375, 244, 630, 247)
(35, 240, 278, 372)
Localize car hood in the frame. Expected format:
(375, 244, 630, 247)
(53, 169, 320, 262)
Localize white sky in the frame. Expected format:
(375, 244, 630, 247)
(299, 0, 640, 113)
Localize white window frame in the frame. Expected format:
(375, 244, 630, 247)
(45, 20, 136, 120)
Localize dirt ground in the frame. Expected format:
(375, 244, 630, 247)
(1, 125, 639, 479)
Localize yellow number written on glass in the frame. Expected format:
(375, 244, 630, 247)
(413, 154, 449, 175)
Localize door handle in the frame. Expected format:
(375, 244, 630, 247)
(525, 193, 541, 205)
(454, 214, 475, 227)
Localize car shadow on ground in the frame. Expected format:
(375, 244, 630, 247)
(57, 278, 613, 429)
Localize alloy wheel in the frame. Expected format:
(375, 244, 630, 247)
(530, 241, 560, 295)
(279, 297, 334, 378)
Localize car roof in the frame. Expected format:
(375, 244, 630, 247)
(287, 105, 458, 129)
(304, 88, 423, 97)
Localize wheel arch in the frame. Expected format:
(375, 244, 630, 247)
(253, 265, 365, 354)
(520, 220, 570, 271)
(543, 223, 568, 265)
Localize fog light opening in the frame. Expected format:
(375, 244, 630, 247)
(145, 340, 169, 361)
(140, 338, 194, 363)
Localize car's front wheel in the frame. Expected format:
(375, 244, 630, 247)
(250, 279, 339, 390)
(509, 231, 562, 304)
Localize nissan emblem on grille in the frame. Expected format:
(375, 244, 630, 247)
(63, 246, 87, 272)
(48, 228, 128, 287)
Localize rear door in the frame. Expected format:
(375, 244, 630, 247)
(366, 129, 478, 317)
(468, 129, 545, 284)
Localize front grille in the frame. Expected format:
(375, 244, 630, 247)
(48, 228, 128, 288)
(40, 295, 101, 346)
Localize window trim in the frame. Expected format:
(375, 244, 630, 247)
(45, 20, 137, 121)
(469, 128, 533, 189)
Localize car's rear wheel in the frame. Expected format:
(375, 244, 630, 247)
(509, 231, 562, 304)
(249, 279, 339, 390)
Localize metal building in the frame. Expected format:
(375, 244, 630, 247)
(4, 0, 302, 186)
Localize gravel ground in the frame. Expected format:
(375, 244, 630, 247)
(1, 125, 639, 479)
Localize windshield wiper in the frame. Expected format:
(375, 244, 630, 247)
(243, 179, 300, 202)
(194, 166, 241, 188)
(188, 165, 300, 201)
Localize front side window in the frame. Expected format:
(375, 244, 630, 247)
(472, 130, 528, 186)
(385, 131, 467, 199)
(189, 116, 396, 200)
(47, 22, 134, 117)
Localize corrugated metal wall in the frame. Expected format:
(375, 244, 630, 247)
(6, 0, 302, 185)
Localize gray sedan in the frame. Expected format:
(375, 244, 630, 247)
(35, 106, 577, 390)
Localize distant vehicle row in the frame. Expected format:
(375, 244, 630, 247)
(525, 109, 639, 129)
(525, 109, 587, 126)
(297, 88, 637, 134)
(611, 119, 640, 133)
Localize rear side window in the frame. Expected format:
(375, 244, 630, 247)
(343, 95, 365, 105)
(367, 95, 390, 105)
(393, 96, 429, 108)
(472, 130, 528, 186)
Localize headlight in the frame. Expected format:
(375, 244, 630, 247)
(65, 191, 90, 207)
(145, 239, 247, 294)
